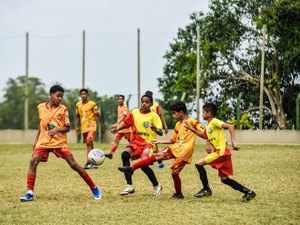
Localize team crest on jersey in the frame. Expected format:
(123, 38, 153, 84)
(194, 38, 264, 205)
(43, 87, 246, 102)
(143, 121, 149, 128)
(56, 114, 64, 121)
(208, 127, 212, 134)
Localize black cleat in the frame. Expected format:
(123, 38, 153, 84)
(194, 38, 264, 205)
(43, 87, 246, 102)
(105, 153, 113, 159)
(194, 188, 212, 198)
(241, 190, 256, 202)
(171, 193, 184, 199)
(118, 166, 133, 174)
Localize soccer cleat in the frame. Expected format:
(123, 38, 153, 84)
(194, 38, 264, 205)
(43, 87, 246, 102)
(153, 183, 163, 196)
(20, 191, 34, 202)
(92, 186, 102, 200)
(118, 166, 133, 174)
(241, 190, 256, 202)
(194, 188, 212, 198)
(84, 163, 98, 169)
(157, 163, 165, 169)
(120, 184, 135, 195)
(105, 153, 113, 159)
(171, 193, 184, 199)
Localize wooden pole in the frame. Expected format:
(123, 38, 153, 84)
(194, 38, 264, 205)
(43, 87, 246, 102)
(137, 28, 141, 108)
(82, 30, 86, 88)
(24, 32, 29, 130)
(259, 26, 266, 130)
(196, 30, 200, 120)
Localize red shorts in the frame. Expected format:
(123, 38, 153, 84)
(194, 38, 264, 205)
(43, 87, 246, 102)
(209, 155, 233, 177)
(162, 147, 187, 174)
(115, 132, 131, 141)
(33, 145, 72, 162)
(83, 131, 96, 143)
(127, 143, 153, 160)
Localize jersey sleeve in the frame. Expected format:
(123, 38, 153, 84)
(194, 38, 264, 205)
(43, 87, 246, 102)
(93, 103, 100, 116)
(64, 108, 71, 127)
(123, 112, 134, 128)
(211, 118, 225, 128)
(155, 105, 162, 116)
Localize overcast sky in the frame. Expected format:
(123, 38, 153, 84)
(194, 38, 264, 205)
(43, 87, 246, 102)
(0, 0, 209, 108)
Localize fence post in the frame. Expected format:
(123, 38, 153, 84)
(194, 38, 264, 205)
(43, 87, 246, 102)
(236, 92, 243, 130)
(296, 93, 300, 130)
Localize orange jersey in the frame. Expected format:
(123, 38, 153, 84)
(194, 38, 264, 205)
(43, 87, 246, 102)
(76, 100, 99, 133)
(35, 102, 71, 148)
(117, 104, 131, 134)
(169, 117, 203, 164)
(123, 108, 162, 149)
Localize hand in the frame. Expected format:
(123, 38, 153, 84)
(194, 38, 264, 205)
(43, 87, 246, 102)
(233, 146, 240, 151)
(46, 127, 58, 136)
(75, 127, 80, 134)
(150, 124, 157, 131)
(184, 120, 192, 130)
(111, 127, 118, 134)
(101, 127, 106, 134)
(164, 128, 169, 134)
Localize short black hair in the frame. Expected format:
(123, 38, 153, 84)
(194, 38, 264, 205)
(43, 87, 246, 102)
(145, 91, 153, 97)
(50, 85, 64, 94)
(80, 88, 88, 94)
(203, 103, 217, 116)
(118, 95, 125, 100)
(170, 102, 187, 114)
(141, 94, 153, 103)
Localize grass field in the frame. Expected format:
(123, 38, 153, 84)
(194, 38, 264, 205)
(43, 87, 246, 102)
(0, 143, 299, 225)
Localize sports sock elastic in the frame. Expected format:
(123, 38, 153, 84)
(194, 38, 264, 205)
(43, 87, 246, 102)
(121, 151, 132, 185)
(195, 164, 210, 189)
(27, 173, 36, 191)
(221, 178, 250, 194)
(172, 172, 182, 195)
(131, 155, 156, 170)
(141, 166, 159, 187)
(80, 172, 96, 190)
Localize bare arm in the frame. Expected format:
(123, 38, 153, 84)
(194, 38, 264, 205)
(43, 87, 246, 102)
(159, 114, 169, 134)
(150, 124, 163, 136)
(222, 123, 239, 150)
(75, 115, 80, 134)
(97, 114, 106, 134)
(152, 139, 174, 145)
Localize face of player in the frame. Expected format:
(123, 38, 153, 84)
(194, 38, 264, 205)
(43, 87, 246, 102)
(140, 96, 152, 113)
(202, 110, 211, 120)
(50, 91, 64, 106)
(118, 96, 124, 106)
(172, 111, 184, 121)
(80, 91, 88, 102)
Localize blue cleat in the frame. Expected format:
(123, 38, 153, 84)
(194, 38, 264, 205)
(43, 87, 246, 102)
(92, 186, 102, 200)
(157, 163, 165, 169)
(20, 191, 34, 202)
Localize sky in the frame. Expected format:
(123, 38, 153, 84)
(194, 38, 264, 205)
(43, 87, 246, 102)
(0, 0, 209, 108)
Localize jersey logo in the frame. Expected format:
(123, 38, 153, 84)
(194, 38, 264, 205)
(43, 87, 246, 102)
(143, 121, 149, 128)
(208, 127, 212, 134)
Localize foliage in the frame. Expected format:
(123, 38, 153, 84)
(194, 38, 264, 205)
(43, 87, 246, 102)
(0, 76, 48, 129)
(230, 114, 255, 129)
(158, 0, 300, 129)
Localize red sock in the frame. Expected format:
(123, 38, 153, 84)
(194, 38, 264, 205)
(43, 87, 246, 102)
(172, 173, 182, 195)
(131, 155, 157, 170)
(81, 172, 96, 190)
(109, 145, 118, 154)
(27, 173, 36, 191)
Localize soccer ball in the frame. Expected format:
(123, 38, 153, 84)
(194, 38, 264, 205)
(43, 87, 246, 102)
(88, 149, 105, 166)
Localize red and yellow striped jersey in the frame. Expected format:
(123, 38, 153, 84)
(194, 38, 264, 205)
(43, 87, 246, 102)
(36, 102, 70, 148)
(76, 100, 99, 133)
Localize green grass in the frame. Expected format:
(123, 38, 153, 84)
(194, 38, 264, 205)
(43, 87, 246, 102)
(0, 144, 299, 225)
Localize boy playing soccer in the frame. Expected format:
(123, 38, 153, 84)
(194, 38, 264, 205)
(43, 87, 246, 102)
(112, 94, 163, 196)
(20, 85, 102, 202)
(105, 95, 131, 159)
(184, 102, 256, 202)
(76, 88, 105, 169)
(118, 102, 203, 199)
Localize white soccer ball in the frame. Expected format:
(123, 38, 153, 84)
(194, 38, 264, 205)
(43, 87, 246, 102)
(88, 149, 105, 166)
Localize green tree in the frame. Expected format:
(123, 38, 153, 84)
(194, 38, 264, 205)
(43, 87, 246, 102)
(158, 0, 300, 129)
(0, 76, 48, 129)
